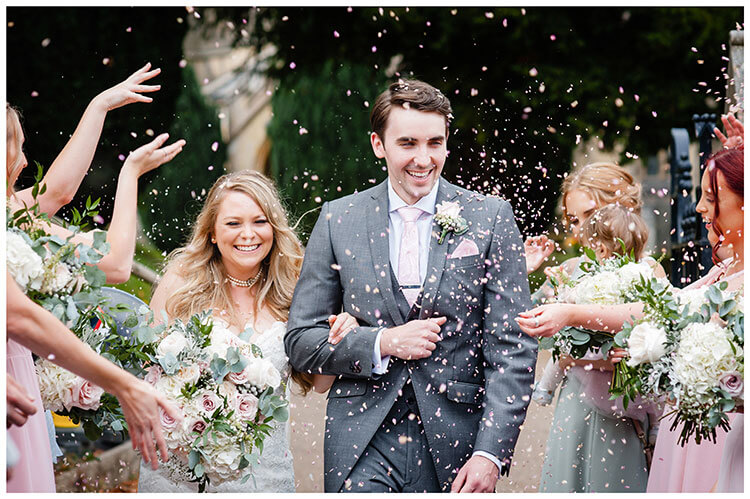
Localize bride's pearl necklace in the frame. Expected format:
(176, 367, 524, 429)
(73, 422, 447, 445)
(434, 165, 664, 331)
(226, 270, 262, 288)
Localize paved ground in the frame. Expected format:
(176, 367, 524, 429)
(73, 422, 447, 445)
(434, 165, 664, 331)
(289, 349, 556, 493)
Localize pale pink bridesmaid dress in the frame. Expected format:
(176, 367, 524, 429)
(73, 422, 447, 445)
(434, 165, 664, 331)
(6, 339, 56, 492)
(647, 262, 743, 492)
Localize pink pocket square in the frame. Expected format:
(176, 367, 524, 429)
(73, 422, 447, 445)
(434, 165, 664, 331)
(449, 239, 479, 259)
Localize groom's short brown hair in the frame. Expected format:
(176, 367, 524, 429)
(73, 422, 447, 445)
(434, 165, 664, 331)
(370, 79, 453, 140)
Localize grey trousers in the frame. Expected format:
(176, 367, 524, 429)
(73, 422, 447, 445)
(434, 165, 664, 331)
(339, 383, 442, 493)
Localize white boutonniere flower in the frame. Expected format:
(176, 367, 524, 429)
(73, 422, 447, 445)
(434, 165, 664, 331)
(434, 201, 468, 244)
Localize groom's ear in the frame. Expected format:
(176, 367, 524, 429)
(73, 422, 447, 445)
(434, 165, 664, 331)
(370, 132, 386, 158)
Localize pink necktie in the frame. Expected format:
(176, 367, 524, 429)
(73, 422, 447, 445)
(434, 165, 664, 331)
(397, 206, 423, 307)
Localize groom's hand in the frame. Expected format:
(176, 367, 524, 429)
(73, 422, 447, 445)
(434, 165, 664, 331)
(451, 455, 499, 493)
(380, 317, 446, 360)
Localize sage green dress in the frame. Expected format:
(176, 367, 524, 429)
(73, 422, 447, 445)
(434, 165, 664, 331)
(534, 257, 649, 493)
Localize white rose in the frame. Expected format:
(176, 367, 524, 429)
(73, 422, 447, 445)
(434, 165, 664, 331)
(173, 364, 201, 386)
(6, 230, 44, 290)
(218, 380, 238, 402)
(436, 200, 461, 218)
(626, 322, 668, 366)
(157, 332, 189, 359)
(205, 326, 239, 360)
(574, 271, 622, 305)
(246, 358, 282, 389)
(155, 374, 187, 401)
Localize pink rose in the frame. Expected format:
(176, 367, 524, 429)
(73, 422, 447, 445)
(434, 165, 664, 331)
(160, 407, 181, 432)
(70, 377, 104, 411)
(227, 366, 250, 385)
(236, 393, 259, 421)
(190, 419, 207, 435)
(144, 366, 162, 386)
(720, 372, 744, 398)
(200, 391, 222, 413)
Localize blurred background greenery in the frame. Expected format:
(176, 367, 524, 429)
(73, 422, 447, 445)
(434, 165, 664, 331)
(7, 6, 742, 292)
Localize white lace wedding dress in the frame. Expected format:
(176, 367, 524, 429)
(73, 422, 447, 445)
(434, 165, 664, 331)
(137, 320, 295, 493)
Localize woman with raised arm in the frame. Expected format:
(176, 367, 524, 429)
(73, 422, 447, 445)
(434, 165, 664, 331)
(7, 99, 184, 493)
(8, 63, 161, 215)
(518, 116, 744, 492)
(137, 170, 356, 492)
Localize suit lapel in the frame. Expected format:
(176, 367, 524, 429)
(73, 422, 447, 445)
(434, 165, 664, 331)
(367, 182, 405, 325)
(419, 178, 458, 318)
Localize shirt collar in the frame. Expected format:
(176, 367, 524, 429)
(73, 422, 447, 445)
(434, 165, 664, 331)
(387, 177, 440, 215)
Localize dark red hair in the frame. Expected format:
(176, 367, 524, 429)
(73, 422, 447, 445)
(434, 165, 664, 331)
(705, 146, 744, 263)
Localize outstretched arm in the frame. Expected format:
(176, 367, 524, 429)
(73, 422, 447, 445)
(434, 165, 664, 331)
(516, 302, 644, 338)
(285, 202, 380, 378)
(14, 63, 162, 215)
(6, 275, 181, 469)
(34, 133, 185, 283)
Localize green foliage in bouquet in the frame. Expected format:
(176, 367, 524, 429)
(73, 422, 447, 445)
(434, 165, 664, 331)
(7, 166, 158, 441)
(613, 278, 744, 445)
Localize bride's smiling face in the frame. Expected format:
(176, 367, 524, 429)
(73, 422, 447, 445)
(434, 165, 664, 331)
(212, 190, 274, 279)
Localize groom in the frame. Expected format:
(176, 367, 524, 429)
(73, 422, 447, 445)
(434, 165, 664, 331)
(286, 79, 536, 492)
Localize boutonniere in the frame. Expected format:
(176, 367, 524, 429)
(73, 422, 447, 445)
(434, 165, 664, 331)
(434, 201, 469, 244)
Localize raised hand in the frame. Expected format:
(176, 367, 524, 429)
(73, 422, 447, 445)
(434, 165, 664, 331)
(380, 317, 446, 360)
(122, 133, 186, 178)
(714, 112, 744, 149)
(7, 376, 37, 428)
(117, 377, 182, 470)
(327, 312, 359, 345)
(524, 235, 556, 274)
(515, 304, 572, 338)
(94, 62, 162, 111)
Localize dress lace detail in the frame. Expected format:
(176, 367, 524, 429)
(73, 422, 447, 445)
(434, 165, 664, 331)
(137, 320, 295, 493)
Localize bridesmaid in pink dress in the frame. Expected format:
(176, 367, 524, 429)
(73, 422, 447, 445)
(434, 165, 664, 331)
(647, 264, 743, 492)
(648, 140, 744, 492)
(7, 340, 56, 492)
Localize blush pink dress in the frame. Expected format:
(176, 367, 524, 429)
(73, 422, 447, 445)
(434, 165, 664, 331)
(6, 339, 56, 492)
(646, 262, 743, 492)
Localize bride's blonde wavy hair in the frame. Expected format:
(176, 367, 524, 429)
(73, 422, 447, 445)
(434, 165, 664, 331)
(163, 170, 303, 324)
(161, 170, 315, 392)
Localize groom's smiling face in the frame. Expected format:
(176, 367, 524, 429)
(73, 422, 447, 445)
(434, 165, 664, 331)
(370, 106, 448, 205)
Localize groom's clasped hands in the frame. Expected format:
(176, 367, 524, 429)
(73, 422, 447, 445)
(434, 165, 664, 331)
(380, 317, 446, 360)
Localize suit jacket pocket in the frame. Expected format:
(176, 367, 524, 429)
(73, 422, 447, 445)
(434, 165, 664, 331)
(444, 254, 484, 270)
(446, 380, 484, 405)
(327, 379, 367, 399)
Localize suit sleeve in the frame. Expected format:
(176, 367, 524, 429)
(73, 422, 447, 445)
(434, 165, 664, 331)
(473, 198, 537, 474)
(285, 201, 381, 379)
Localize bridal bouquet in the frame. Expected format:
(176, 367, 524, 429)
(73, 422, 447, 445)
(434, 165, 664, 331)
(539, 246, 664, 362)
(9, 165, 148, 440)
(612, 279, 744, 445)
(143, 311, 289, 491)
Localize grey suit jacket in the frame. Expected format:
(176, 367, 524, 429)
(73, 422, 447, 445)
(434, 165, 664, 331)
(285, 177, 537, 492)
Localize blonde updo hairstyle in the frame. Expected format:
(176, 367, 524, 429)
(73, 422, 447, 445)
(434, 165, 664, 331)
(561, 162, 643, 229)
(581, 204, 649, 260)
(6, 104, 24, 197)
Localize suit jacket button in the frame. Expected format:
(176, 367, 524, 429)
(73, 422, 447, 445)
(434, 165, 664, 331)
(350, 360, 362, 374)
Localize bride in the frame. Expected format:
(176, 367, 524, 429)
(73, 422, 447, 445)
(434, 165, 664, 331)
(138, 170, 355, 492)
